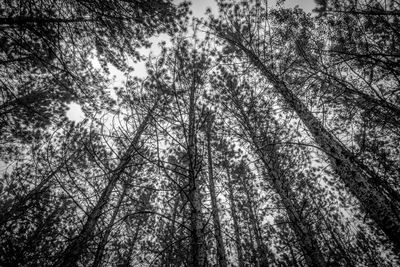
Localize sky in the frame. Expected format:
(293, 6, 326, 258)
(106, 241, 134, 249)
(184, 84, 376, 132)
(189, 0, 316, 17)
(66, 0, 317, 122)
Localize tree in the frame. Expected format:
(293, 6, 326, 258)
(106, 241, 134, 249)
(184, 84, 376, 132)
(2, 0, 400, 266)
(213, 66, 327, 266)
(209, 0, 400, 251)
(205, 114, 228, 267)
(55, 83, 161, 267)
(0, 0, 188, 160)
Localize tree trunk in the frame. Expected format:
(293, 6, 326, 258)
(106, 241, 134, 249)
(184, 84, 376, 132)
(223, 35, 400, 251)
(163, 196, 180, 267)
(275, 183, 326, 267)
(118, 207, 149, 267)
(226, 166, 245, 267)
(311, 198, 355, 266)
(55, 98, 159, 267)
(206, 115, 228, 267)
(187, 73, 205, 267)
(240, 175, 269, 266)
(230, 95, 327, 267)
(91, 183, 128, 267)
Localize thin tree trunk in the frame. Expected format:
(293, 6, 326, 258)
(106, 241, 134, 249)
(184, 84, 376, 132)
(206, 115, 228, 267)
(275, 182, 326, 267)
(119, 192, 152, 267)
(311, 198, 355, 267)
(288, 242, 301, 267)
(91, 183, 128, 267)
(243, 210, 258, 266)
(117, 217, 143, 267)
(54, 98, 159, 267)
(240, 176, 269, 266)
(230, 95, 326, 267)
(223, 35, 400, 251)
(226, 166, 245, 267)
(119, 205, 150, 267)
(163, 196, 180, 267)
(187, 73, 205, 267)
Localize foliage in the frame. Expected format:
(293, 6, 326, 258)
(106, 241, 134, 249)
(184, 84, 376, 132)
(1, 0, 399, 266)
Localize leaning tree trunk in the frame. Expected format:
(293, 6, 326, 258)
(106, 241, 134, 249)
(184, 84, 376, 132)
(255, 137, 326, 267)
(240, 175, 269, 266)
(310, 198, 356, 266)
(222, 34, 400, 251)
(206, 115, 228, 267)
(91, 183, 128, 267)
(54, 97, 159, 267)
(230, 95, 327, 267)
(120, 208, 149, 267)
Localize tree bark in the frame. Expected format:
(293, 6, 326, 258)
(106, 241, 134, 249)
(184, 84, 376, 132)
(223, 34, 400, 251)
(163, 196, 180, 267)
(206, 115, 228, 267)
(91, 183, 128, 267)
(229, 93, 327, 267)
(187, 73, 205, 267)
(258, 141, 326, 267)
(54, 98, 159, 267)
(118, 210, 148, 267)
(226, 166, 245, 267)
(240, 175, 269, 266)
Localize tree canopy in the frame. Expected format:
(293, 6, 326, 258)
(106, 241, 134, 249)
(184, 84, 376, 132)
(1, 0, 399, 266)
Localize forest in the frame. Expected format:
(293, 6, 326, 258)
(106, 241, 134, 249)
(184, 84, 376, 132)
(0, 0, 399, 266)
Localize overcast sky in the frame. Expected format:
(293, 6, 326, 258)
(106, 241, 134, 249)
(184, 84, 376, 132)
(190, 0, 316, 17)
(67, 0, 316, 122)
